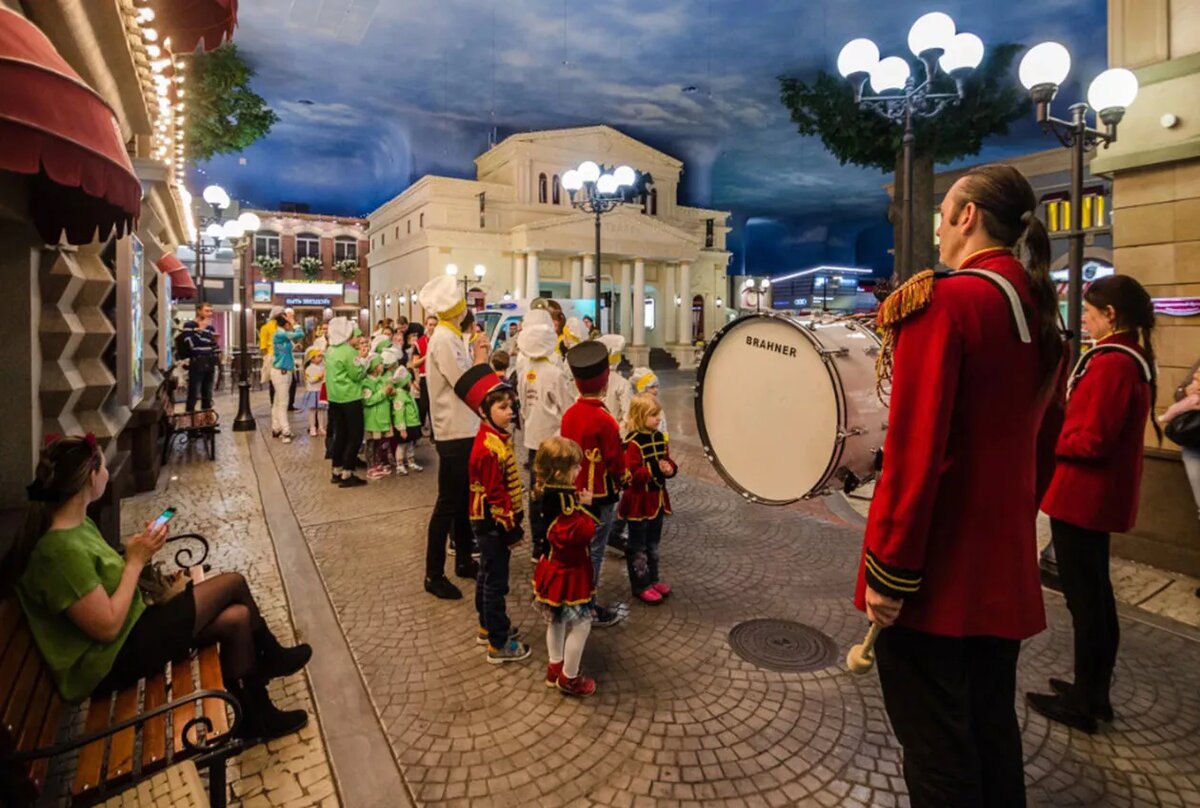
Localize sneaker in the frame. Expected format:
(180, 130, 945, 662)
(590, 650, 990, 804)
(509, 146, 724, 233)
(408, 460, 424, 472)
(545, 661, 564, 688)
(557, 673, 597, 697)
(366, 466, 387, 480)
(636, 588, 664, 605)
(592, 604, 625, 628)
(487, 640, 532, 664)
(281, 434, 293, 445)
(476, 625, 520, 646)
(395, 464, 409, 476)
(308, 427, 318, 437)
(338, 475, 367, 488)
(424, 575, 462, 600)
(455, 559, 480, 579)
(651, 582, 672, 597)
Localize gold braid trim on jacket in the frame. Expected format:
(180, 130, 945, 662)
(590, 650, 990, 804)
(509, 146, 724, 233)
(874, 268, 936, 398)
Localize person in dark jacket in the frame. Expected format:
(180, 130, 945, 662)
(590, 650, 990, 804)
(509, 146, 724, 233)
(1028, 275, 1159, 733)
(182, 302, 219, 412)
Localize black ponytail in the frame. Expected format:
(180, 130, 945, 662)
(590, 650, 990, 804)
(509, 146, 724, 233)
(1084, 275, 1162, 443)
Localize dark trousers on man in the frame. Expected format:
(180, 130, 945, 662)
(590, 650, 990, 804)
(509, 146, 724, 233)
(418, 376, 431, 435)
(186, 362, 215, 412)
(327, 400, 364, 474)
(1051, 518, 1119, 716)
(474, 529, 513, 649)
(875, 625, 1025, 808)
(625, 516, 663, 595)
(426, 437, 475, 579)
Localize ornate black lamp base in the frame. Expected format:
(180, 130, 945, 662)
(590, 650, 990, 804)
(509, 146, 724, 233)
(232, 378, 256, 432)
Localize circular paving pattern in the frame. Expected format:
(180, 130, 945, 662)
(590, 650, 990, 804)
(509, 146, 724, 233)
(728, 618, 840, 673)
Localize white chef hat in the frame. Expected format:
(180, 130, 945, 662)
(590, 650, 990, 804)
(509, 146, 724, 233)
(418, 275, 466, 320)
(598, 333, 626, 365)
(523, 308, 553, 330)
(562, 316, 587, 347)
(516, 324, 557, 359)
(631, 367, 659, 393)
(327, 316, 354, 346)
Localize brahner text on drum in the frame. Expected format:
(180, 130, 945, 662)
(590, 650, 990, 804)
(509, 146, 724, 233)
(745, 335, 798, 358)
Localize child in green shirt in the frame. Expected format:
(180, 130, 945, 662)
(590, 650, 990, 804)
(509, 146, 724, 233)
(391, 364, 423, 474)
(362, 355, 395, 480)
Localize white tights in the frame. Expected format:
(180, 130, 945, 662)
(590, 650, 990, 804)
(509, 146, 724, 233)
(546, 619, 592, 678)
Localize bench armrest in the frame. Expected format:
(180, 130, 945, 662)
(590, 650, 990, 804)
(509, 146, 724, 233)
(163, 533, 210, 571)
(0, 689, 243, 766)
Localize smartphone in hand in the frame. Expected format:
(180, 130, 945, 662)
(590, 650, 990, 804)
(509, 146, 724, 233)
(151, 507, 177, 531)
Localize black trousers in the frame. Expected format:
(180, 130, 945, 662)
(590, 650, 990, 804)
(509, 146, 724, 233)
(426, 437, 474, 578)
(418, 376, 431, 436)
(186, 363, 215, 412)
(1051, 517, 1118, 714)
(626, 515, 663, 594)
(327, 401, 364, 474)
(527, 449, 549, 559)
(474, 529, 512, 648)
(876, 626, 1025, 808)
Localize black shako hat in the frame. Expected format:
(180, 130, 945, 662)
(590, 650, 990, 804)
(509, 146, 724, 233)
(567, 340, 610, 394)
(454, 363, 511, 413)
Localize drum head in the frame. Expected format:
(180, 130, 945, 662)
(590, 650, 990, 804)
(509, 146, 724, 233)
(695, 314, 841, 504)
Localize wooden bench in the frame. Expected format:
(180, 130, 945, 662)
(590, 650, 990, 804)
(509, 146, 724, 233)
(0, 534, 243, 807)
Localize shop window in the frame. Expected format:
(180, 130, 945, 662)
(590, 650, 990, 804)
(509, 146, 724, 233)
(538, 173, 548, 204)
(254, 232, 280, 259)
(296, 233, 320, 260)
(334, 237, 357, 262)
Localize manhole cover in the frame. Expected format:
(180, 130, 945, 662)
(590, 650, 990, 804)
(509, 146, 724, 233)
(728, 619, 839, 673)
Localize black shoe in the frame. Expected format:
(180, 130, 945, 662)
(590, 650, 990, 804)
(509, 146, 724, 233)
(1026, 692, 1098, 734)
(455, 559, 480, 579)
(230, 678, 309, 741)
(338, 475, 367, 488)
(592, 604, 626, 628)
(425, 575, 462, 599)
(331, 473, 342, 484)
(288, 407, 300, 412)
(1048, 678, 1114, 722)
(253, 625, 313, 680)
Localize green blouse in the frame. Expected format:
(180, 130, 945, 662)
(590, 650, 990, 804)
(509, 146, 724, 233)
(16, 518, 145, 702)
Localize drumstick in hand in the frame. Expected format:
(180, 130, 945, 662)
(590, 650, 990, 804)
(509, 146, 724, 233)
(846, 623, 882, 674)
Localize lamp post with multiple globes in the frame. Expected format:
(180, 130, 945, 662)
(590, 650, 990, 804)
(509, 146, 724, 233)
(1018, 42, 1139, 363)
(231, 210, 261, 431)
(445, 263, 487, 302)
(837, 13, 984, 282)
(561, 162, 646, 333)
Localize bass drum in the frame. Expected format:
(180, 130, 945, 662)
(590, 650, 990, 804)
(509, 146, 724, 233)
(694, 312, 889, 504)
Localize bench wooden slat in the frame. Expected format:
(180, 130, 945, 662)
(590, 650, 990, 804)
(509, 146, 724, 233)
(197, 645, 229, 738)
(141, 671, 169, 770)
(105, 684, 141, 782)
(170, 655, 200, 754)
(72, 691, 113, 796)
(1, 640, 41, 749)
(27, 675, 62, 797)
(0, 625, 32, 748)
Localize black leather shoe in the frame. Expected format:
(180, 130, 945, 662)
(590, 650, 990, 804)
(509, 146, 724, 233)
(1026, 692, 1098, 734)
(425, 576, 462, 600)
(338, 475, 367, 488)
(1049, 678, 1114, 722)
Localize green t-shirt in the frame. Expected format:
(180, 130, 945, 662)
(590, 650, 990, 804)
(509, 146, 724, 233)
(16, 518, 146, 702)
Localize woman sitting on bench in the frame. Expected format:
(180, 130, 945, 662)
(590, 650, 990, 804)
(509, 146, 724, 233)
(13, 434, 312, 740)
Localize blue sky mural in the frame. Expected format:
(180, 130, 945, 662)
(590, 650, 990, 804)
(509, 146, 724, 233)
(194, 0, 1107, 276)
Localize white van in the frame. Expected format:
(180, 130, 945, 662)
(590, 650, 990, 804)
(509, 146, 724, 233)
(476, 299, 597, 353)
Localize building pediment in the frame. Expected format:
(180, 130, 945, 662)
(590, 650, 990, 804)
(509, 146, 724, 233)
(477, 126, 683, 177)
(511, 208, 700, 262)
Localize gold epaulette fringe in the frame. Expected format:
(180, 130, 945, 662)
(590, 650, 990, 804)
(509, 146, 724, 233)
(875, 269, 937, 398)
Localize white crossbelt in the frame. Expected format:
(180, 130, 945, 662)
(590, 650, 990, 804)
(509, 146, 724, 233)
(953, 269, 1032, 344)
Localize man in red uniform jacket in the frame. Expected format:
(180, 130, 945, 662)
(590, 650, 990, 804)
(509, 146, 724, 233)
(856, 165, 1062, 808)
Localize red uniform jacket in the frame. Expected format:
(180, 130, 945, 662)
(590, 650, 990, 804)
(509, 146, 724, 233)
(855, 248, 1054, 640)
(561, 397, 629, 506)
(1041, 332, 1151, 533)
(618, 430, 678, 520)
(468, 422, 525, 536)
(532, 485, 598, 606)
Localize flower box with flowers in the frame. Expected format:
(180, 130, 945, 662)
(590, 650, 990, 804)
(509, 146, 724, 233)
(298, 256, 322, 280)
(334, 259, 359, 280)
(257, 255, 283, 279)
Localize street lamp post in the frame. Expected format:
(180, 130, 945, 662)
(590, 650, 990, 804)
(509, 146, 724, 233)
(232, 211, 260, 431)
(1019, 42, 1139, 363)
(198, 185, 232, 303)
(562, 162, 646, 333)
(744, 278, 771, 313)
(446, 263, 487, 303)
(838, 13, 984, 281)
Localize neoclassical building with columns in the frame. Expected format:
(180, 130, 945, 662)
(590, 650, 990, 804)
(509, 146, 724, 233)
(366, 126, 731, 367)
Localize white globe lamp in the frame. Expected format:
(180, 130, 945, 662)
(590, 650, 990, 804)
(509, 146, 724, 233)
(473, 264, 487, 278)
(561, 169, 583, 191)
(1088, 68, 1138, 122)
(613, 165, 636, 187)
(202, 184, 230, 209)
(869, 57, 911, 93)
(445, 263, 459, 276)
(222, 219, 245, 239)
(237, 211, 261, 232)
(596, 173, 619, 194)
(577, 161, 601, 183)
(837, 38, 880, 78)
(939, 33, 984, 74)
(908, 12, 956, 57)
(204, 222, 224, 240)
(1019, 42, 1071, 90)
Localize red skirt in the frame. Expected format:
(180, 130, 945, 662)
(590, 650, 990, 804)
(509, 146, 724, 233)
(618, 487, 671, 521)
(533, 558, 594, 607)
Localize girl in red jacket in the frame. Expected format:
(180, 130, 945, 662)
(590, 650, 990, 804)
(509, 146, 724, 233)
(619, 394, 678, 604)
(1028, 275, 1159, 733)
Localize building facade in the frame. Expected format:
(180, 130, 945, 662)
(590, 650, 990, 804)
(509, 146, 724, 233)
(367, 126, 731, 367)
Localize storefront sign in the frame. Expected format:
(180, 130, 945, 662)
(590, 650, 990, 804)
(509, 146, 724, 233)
(274, 281, 343, 296)
(285, 296, 333, 307)
(253, 282, 273, 303)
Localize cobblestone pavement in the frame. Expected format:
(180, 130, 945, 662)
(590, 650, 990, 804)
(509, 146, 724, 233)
(35, 390, 340, 808)
(255, 369, 1200, 807)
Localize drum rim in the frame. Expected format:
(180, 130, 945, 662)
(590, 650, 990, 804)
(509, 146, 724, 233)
(693, 312, 848, 505)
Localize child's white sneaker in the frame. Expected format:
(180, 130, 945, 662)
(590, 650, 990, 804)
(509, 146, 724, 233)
(395, 463, 409, 476)
(408, 460, 424, 472)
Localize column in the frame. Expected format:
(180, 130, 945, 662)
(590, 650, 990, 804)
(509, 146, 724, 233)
(582, 254, 595, 302)
(664, 262, 677, 345)
(632, 258, 646, 347)
(526, 251, 540, 299)
(513, 253, 526, 300)
(677, 260, 692, 345)
(619, 261, 632, 340)
(570, 257, 583, 298)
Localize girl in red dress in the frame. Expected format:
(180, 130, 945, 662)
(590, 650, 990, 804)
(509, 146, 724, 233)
(532, 437, 599, 697)
(619, 394, 678, 604)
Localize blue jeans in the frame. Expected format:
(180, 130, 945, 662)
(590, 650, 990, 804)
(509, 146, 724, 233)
(474, 529, 512, 649)
(590, 502, 618, 590)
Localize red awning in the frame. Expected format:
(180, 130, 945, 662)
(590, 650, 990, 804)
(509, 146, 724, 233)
(157, 0, 238, 53)
(168, 266, 197, 299)
(0, 8, 141, 245)
(157, 253, 185, 275)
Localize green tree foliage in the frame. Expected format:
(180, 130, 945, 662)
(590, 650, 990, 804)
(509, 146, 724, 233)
(186, 44, 279, 161)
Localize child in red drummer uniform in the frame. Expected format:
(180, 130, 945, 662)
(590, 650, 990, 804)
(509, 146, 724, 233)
(532, 436, 599, 697)
(619, 394, 678, 604)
